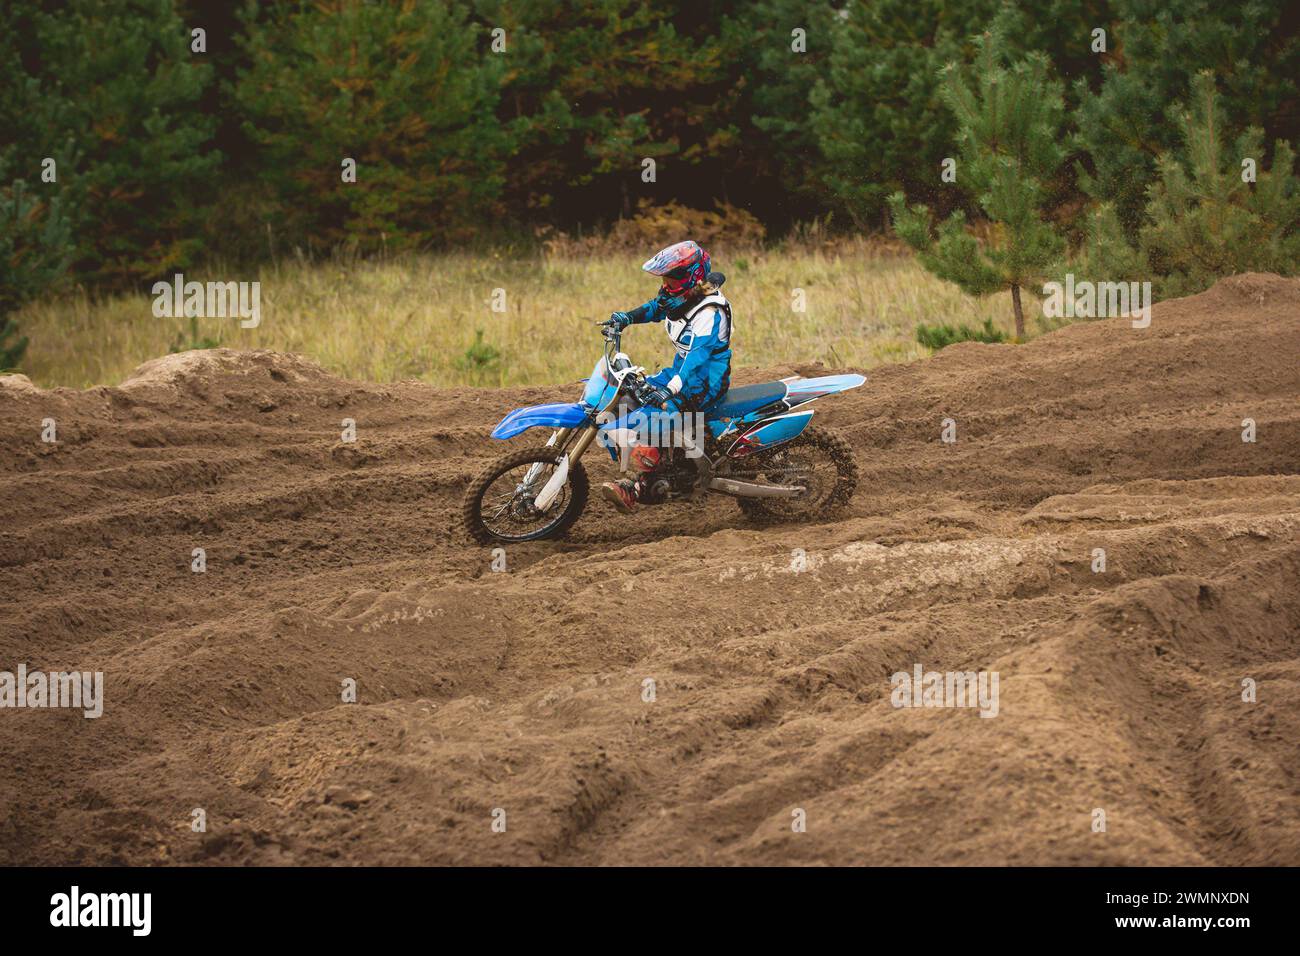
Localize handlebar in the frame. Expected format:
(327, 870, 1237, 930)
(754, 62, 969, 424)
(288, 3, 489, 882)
(591, 319, 651, 397)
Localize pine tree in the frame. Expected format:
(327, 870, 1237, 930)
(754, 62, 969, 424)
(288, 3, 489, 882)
(1142, 73, 1300, 295)
(1075, 71, 1300, 298)
(0, 174, 73, 370)
(235, 0, 509, 250)
(805, 0, 1111, 228)
(1074, 0, 1300, 234)
(889, 28, 1066, 337)
(809, 0, 979, 228)
(0, 0, 217, 287)
(475, 0, 741, 226)
(734, 0, 841, 216)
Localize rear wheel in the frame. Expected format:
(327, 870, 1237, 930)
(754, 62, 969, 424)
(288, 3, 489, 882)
(732, 425, 858, 522)
(462, 446, 589, 544)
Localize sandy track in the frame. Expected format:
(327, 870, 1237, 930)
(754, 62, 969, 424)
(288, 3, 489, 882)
(1, 273, 1297, 866)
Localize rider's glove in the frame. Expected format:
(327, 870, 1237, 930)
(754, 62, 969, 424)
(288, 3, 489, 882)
(637, 383, 674, 410)
(608, 311, 632, 330)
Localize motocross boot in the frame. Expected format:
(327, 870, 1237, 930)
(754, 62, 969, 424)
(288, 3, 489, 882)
(600, 446, 661, 514)
(600, 479, 639, 514)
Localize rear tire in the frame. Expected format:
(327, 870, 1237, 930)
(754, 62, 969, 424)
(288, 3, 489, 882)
(463, 446, 589, 544)
(734, 425, 858, 522)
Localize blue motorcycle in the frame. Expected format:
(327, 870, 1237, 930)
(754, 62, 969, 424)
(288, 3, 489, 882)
(463, 317, 864, 543)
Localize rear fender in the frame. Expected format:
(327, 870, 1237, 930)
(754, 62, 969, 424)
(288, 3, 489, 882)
(782, 373, 866, 407)
(491, 402, 589, 440)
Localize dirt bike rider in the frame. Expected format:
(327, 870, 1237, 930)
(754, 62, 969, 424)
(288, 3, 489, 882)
(600, 240, 732, 513)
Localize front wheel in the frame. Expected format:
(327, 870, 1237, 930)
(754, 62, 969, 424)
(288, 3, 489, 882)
(462, 446, 589, 544)
(733, 425, 858, 522)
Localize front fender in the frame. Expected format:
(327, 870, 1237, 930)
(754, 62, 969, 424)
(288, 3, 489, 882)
(491, 402, 589, 440)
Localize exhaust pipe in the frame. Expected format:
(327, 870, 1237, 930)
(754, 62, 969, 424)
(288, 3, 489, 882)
(708, 476, 804, 499)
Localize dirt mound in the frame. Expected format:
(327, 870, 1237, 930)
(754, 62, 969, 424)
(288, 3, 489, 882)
(118, 347, 339, 394)
(1, 273, 1297, 865)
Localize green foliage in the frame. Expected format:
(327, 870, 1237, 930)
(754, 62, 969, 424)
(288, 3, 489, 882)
(0, 176, 74, 314)
(1076, 72, 1300, 298)
(0, 317, 28, 371)
(1067, 201, 1148, 288)
(0, 165, 75, 369)
(1074, 0, 1300, 232)
(475, 0, 742, 223)
(915, 317, 1007, 350)
(0, 0, 218, 286)
(2, 0, 1297, 314)
(737, 0, 843, 212)
(234, 0, 509, 250)
(454, 329, 503, 383)
(804, 0, 1112, 227)
(809, 1, 984, 226)
(889, 27, 1067, 335)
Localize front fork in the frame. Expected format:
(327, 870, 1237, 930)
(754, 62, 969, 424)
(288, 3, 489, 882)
(521, 425, 598, 490)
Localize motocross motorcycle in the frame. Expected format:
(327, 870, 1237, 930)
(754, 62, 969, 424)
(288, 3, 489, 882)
(462, 302, 864, 544)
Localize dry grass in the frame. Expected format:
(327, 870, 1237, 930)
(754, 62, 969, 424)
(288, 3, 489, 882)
(15, 240, 1020, 389)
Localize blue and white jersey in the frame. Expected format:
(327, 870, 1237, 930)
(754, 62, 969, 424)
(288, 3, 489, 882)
(629, 292, 733, 406)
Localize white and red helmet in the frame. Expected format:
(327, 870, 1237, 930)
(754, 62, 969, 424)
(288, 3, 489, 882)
(642, 240, 711, 298)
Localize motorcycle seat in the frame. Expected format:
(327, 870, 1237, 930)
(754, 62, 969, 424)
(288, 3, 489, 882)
(704, 381, 789, 421)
